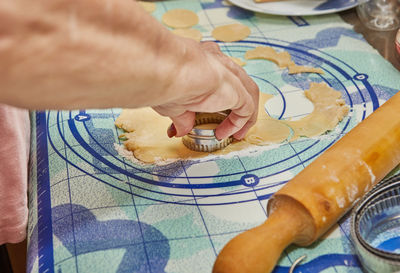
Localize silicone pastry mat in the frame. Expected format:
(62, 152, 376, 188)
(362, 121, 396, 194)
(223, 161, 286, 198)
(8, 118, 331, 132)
(27, 0, 400, 272)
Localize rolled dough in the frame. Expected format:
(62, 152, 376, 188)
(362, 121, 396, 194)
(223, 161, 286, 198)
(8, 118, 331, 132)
(162, 9, 199, 28)
(212, 23, 251, 42)
(115, 83, 348, 164)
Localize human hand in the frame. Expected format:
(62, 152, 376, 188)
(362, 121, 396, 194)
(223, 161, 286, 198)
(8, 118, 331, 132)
(0, 0, 258, 134)
(153, 41, 259, 141)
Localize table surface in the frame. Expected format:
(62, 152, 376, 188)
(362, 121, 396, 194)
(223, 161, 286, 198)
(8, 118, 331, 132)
(149, 0, 400, 72)
(27, 3, 400, 273)
(340, 9, 400, 71)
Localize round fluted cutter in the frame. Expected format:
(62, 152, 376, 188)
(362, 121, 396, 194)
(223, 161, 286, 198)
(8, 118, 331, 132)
(182, 111, 233, 152)
(350, 173, 400, 273)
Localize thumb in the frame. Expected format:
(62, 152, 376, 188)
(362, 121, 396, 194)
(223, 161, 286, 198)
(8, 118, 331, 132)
(168, 111, 196, 137)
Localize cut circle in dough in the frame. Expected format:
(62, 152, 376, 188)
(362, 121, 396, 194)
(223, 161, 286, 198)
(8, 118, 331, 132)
(162, 9, 199, 28)
(137, 1, 156, 13)
(115, 83, 348, 164)
(171, 28, 203, 42)
(245, 46, 324, 74)
(212, 23, 251, 42)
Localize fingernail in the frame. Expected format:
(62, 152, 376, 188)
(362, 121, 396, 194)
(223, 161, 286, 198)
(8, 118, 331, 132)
(167, 123, 177, 138)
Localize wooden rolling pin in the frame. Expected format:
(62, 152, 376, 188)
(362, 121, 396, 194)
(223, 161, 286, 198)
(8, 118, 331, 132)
(213, 91, 400, 273)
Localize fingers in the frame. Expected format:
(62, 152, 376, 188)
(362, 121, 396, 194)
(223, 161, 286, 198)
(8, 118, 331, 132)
(153, 104, 186, 118)
(200, 41, 221, 53)
(230, 70, 259, 140)
(153, 106, 195, 137)
(219, 50, 260, 114)
(155, 41, 259, 141)
(232, 114, 257, 140)
(211, 46, 259, 140)
(215, 90, 255, 140)
(168, 111, 196, 137)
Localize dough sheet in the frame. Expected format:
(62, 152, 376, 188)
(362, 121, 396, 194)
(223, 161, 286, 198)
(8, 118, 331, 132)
(115, 83, 348, 164)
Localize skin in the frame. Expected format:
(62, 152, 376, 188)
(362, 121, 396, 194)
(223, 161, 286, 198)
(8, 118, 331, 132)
(0, 0, 259, 140)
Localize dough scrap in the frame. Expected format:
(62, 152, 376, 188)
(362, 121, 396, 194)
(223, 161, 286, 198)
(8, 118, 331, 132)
(245, 46, 324, 74)
(162, 9, 199, 29)
(137, 1, 156, 13)
(212, 23, 251, 42)
(288, 65, 324, 74)
(284, 82, 349, 141)
(245, 46, 292, 68)
(115, 83, 348, 164)
(171, 28, 202, 42)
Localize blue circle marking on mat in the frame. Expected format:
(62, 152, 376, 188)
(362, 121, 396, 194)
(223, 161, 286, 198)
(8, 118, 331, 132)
(47, 36, 377, 205)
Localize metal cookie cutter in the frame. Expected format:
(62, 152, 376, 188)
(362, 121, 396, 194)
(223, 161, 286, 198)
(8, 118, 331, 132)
(182, 111, 233, 152)
(350, 173, 400, 273)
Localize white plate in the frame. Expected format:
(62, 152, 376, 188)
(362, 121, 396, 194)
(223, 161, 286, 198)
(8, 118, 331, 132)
(228, 0, 359, 16)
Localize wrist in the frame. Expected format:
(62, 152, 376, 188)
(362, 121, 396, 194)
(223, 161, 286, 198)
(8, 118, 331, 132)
(156, 39, 221, 108)
(150, 34, 194, 104)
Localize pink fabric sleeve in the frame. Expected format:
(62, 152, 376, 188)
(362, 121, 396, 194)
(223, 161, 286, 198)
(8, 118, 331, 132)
(0, 104, 30, 244)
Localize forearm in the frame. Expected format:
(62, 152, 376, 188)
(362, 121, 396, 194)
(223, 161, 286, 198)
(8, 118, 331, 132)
(0, 0, 188, 109)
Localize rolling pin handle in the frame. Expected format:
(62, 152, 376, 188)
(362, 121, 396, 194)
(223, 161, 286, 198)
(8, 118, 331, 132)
(213, 196, 314, 273)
